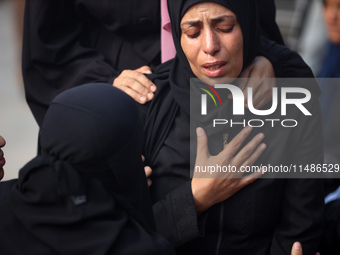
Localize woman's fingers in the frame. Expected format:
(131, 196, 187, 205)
(113, 67, 157, 104)
(135, 65, 152, 74)
(117, 84, 149, 104)
(244, 79, 276, 109)
(144, 164, 153, 188)
(232, 132, 265, 165)
(142, 155, 152, 187)
(222, 126, 253, 159)
(236, 56, 276, 109)
(144, 166, 152, 178)
(237, 64, 252, 91)
(196, 127, 210, 161)
(239, 167, 265, 188)
(241, 143, 266, 169)
(117, 73, 154, 100)
(291, 242, 303, 255)
(192, 127, 267, 212)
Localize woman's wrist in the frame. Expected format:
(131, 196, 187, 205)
(191, 179, 211, 214)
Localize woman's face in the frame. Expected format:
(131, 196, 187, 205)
(180, 2, 243, 80)
(323, 0, 340, 44)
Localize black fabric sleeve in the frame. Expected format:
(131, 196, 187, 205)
(0, 179, 17, 200)
(152, 181, 207, 246)
(257, 0, 284, 45)
(22, 0, 117, 126)
(259, 37, 315, 78)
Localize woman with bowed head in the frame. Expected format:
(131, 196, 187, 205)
(0, 84, 175, 255)
(138, 0, 324, 254)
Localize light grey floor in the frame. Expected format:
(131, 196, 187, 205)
(0, 0, 39, 181)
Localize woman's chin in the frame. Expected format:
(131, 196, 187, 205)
(197, 66, 240, 85)
(198, 76, 238, 86)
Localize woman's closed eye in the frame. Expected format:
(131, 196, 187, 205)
(183, 27, 201, 38)
(217, 26, 234, 33)
(184, 25, 235, 39)
(187, 31, 201, 38)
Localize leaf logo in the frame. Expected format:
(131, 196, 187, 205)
(198, 83, 223, 107)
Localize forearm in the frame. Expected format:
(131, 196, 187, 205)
(23, 0, 117, 125)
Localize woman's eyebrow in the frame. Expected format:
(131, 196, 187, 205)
(181, 15, 235, 28)
(181, 20, 201, 28)
(211, 15, 236, 22)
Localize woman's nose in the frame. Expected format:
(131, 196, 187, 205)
(201, 29, 221, 56)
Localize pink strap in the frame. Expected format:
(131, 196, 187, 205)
(161, 0, 176, 63)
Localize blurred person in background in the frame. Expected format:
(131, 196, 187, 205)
(319, 0, 340, 78)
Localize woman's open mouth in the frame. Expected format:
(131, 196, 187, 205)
(202, 61, 227, 77)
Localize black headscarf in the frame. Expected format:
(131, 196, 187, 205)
(3, 84, 174, 255)
(143, 0, 260, 164)
(168, 0, 260, 113)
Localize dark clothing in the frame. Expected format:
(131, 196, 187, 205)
(0, 84, 175, 255)
(319, 199, 340, 255)
(136, 0, 324, 254)
(318, 42, 340, 78)
(257, 0, 284, 45)
(22, 0, 161, 126)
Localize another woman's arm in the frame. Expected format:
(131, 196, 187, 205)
(23, 1, 120, 126)
(259, 37, 315, 79)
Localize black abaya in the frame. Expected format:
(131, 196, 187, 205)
(0, 84, 175, 255)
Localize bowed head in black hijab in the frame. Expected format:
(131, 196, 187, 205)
(1, 84, 174, 255)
